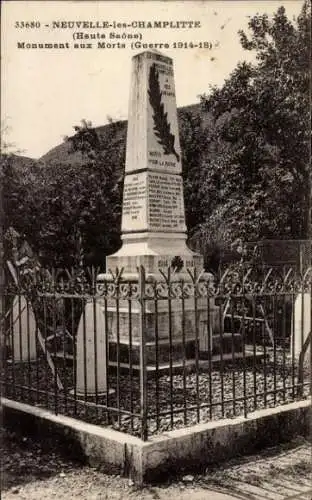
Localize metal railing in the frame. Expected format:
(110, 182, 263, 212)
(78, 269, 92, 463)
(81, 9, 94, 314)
(1, 264, 311, 440)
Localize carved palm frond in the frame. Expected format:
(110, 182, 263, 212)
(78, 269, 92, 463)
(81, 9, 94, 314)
(148, 63, 180, 162)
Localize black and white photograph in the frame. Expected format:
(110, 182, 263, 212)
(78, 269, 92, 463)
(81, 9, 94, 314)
(1, 1, 311, 498)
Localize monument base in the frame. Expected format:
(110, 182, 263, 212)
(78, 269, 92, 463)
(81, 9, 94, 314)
(97, 248, 244, 368)
(108, 333, 244, 367)
(106, 232, 203, 277)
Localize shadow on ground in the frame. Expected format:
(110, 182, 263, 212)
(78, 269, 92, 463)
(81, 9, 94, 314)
(1, 427, 311, 500)
(1, 428, 85, 492)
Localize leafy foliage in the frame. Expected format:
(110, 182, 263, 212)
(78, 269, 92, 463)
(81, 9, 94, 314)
(198, 3, 311, 249)
(179, 109, 211, 234)
(3, 120, 125, 268)
(2, 4, 310, 268)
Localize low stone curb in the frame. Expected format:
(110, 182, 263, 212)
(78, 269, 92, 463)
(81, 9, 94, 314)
(1, 397, 311, 485)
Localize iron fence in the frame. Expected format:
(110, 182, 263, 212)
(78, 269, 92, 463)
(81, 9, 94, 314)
(1, 264, 311, 440)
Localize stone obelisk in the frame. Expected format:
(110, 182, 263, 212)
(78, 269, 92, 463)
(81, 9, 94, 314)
(98, 51, 216, 366)
(106, 50, 202, 275)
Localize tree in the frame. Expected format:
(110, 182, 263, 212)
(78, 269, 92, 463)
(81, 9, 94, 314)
(198, 3, 311, 247)
(62, 119, 125, 267)
(178, 109, 211, 235)
(3, 119, 126, 268)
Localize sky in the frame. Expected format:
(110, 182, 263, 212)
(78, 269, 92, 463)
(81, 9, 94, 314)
(1, 0, 304, 159)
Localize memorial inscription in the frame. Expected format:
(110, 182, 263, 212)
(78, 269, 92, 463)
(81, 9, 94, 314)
(122, 170, 186, 233)
(148, 173, 185, 231)
(122, 173, 147, 230)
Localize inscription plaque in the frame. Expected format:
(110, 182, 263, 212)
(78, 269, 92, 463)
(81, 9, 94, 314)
(148, 173, 186, 232)
(121, 171, 186, 233)
(122, 173, 147, 231)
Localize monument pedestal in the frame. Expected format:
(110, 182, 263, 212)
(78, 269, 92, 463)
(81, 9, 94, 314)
(97, 266, 243, 369)
(106, 233, 202, 276)
(98, 261, 218, 368)
(95, 50, 243, 370)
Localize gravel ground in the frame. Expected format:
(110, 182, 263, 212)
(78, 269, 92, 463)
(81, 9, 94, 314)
(2, 348, 310, 437)
(1, 428, 311, 500)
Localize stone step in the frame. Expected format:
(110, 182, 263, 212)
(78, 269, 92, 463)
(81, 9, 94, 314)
(51, 331, 244, 366)
(52, 346, 265, 376)
(109, 350, 265, 374)
(109, 331, 244, 365)
(199, 331, 243, 358)
(211, 332, 244, 356)
(109, 339, 195, 365)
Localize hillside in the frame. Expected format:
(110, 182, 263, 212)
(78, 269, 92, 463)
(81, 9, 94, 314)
(40, 103, 205, 165)
(7, 154, 36, 171)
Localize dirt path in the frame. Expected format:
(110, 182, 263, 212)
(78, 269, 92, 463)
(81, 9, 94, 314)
(1, 429, 311, 500)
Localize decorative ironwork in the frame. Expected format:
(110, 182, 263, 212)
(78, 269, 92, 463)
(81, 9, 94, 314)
(3, 263, 311, 301)
(217, 264, 312, 296)
(1, 261, 311, 442)
(171, 256, 184, 272)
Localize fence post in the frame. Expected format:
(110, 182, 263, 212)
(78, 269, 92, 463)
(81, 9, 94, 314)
(0, 162, 5, 361)
(310, 277, 312, 401)
(138, 265, 148, 440)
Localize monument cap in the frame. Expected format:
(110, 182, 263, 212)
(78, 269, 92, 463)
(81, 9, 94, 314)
(133, 50, 173, 65)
